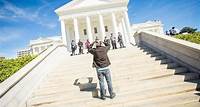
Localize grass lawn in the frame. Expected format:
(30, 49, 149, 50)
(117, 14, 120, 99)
(0, 55, 36, 83)
(175, 32, 200, 44)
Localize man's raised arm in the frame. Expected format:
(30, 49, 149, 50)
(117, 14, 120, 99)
(88, 41, 96, 54)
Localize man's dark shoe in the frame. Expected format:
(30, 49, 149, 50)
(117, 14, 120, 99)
(110, 93, 116, 99)
(100, 96, 106, 100)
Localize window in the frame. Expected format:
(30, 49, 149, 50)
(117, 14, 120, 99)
(94, 27, 98, 34)
(83, 29, 87, 35)
(105, 26, 108, 32)
(47, 44, 52, 48)
(35, 47, 39, 53)
(41, 46, 45, 51)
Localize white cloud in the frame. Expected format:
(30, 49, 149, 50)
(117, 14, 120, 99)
(0, 0, 57, 29)
(38, 20, 57, 29)
(0, 28, 24, 43)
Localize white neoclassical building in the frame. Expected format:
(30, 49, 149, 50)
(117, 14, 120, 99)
(16, 36, 62, 57)
(55, 0, 135, 50)
(132, 20, 164, 34)
(29, 36, 62, 55)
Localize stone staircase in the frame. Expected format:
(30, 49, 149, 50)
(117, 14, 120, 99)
(26, 46, 200, 107)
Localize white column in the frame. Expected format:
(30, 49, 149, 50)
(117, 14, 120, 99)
(61, 20, 67, 46)
(98, 13, 106, 40)
(66, 25, 71, 51)
(111, 12, 118, 37)
(119, 22, 126, 46)
(123, 11, 135, 45)
(73, 18, 80, 43)
(86, 16, 93, 42)
(122, 18, 129, 45)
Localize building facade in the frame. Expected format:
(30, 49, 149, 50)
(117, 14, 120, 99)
(0, 57, 5, 60)
(55, 0, 135, 50)
(17, 48, 32, 57)
(29, 36, 62, 55)
(132, 20, 164, 34)
(17, 36, 62, 57)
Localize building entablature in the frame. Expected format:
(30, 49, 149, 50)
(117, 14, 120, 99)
(55, 0, 129, 17)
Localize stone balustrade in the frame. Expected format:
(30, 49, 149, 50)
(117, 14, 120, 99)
(0, 44, 64, 107)
(135, 31, 200, 73)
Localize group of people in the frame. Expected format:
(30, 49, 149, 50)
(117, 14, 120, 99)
(71, 32, 125, 56)
(165, 27, 179, 36)
(70, 39, 88, 56)
(104, 32, 125, 50)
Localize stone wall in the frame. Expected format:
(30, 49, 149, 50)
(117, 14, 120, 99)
(0, 44, 66, 107)
(135, 31, 200, 73)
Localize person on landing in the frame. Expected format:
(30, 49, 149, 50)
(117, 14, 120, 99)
(85, 39, 91, 54)
(71, 40, 77, 56)
(88, 38, 116, 100)
(78, 40, 84, 55)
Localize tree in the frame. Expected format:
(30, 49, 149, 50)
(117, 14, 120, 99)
(180, 27, 197, 34)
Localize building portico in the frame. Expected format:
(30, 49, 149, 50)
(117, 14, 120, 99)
(55, 0, 134, 50)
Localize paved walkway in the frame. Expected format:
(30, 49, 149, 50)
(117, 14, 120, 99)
(26, 46, 200, 107)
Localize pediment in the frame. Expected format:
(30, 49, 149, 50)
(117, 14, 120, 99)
(55, 0, 128, 13)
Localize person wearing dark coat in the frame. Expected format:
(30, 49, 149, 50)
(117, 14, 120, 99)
(78, 40, 84, 55)
(110, 33, 117, 49)
(118, 32, 125, 48)
(85, 39, 91, 54)
(88, 40, 116, 100)
(103, 36, 111, 50)
(71, 40, 77, 56)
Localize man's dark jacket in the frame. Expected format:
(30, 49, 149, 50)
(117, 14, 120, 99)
(88, 45, 111, 68)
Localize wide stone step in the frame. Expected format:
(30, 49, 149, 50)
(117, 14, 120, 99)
(29, 84, 199, 107)
(82, 83, 199, 107)
(42, 68, 195, 86)
(31, 74, 200, 100)
(44, 66, 187, 84)
(35, 73, 190, 94)
(105, 91, 200, 107)
(170, 101, 200, 107)
(32, 73, 195, 96)
(26, 46, 200, 107)
(28, 78, 200, 107)
(38, 72, 199, 91)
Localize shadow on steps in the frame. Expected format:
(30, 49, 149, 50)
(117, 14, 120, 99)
(73, 77, 100, 99)
(138, 45, 200, 101)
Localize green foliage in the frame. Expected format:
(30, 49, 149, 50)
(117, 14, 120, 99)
(180, 27, 197, 34)
(0, 55, 37, 83)
(175, 32, 200, 44)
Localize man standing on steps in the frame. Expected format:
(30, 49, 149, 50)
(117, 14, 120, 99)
(88, 39, 116, 100)
(118, 32, 125, 48)
(71, 40, 77, 56)
(110, 33, 117, 49)
(78, 40, 84, 55)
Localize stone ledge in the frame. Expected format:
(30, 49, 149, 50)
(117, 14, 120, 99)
(0, 44, 63, 98)
(137, 31, 200, 73)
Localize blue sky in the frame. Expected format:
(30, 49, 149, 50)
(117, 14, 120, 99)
(0, 0, 199, 58)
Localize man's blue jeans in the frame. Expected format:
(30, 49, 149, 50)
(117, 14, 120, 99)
(96, 68, 113, 97)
